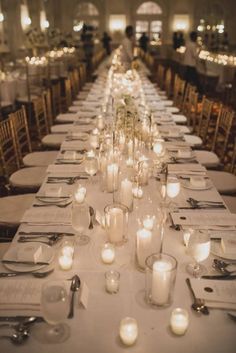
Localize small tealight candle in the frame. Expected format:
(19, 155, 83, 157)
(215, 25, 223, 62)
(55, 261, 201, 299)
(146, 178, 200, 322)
(132, 186, 143, 199)
(61, 240, 75, 257)
(101, 243, 115, 264)
(105, 270, 120, 294)
(143, 215, 155, 231)
(74, 186, 87, 203)
(119, 317, 138, 346)
(153, 139, 165, 156)
(126, 157, 134, 167)
(59, 254, 73, 270)
(170, 308, 189, 335)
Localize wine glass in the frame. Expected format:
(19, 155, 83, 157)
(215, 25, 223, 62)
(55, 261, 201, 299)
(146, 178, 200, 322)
(71, 201, 91, 245)
(186, 230, 211, 277)
(84, 154, 98, 184)
(41, 281, 69, 343)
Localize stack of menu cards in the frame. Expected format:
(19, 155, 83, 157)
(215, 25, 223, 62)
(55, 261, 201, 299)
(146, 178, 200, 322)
(170, 212, 236, 230)
(190, 278, 236, 310)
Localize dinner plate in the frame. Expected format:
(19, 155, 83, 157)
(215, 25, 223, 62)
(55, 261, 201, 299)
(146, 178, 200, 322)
(181, 179, 212, 190)
(35, 196, 72, 204)
(211, 241, 236, 261)
(3, 242, 54, 272)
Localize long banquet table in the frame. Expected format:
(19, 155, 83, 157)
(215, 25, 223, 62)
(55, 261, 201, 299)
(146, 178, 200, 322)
(0, 59, 236, 353)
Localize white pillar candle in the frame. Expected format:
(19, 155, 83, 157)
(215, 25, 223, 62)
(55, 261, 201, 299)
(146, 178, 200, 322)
(59, 255, 73, 270)
(106, 163, 119, 192)
(101, 243, 115, 264)
(89, 134, 99, 149)
(170, 308, 189, 335)
(153, 141, 164, 156)
(119, 317, 138, 346)
(107, 207, 124, 243)
(97, 116, 104, 130)
(136, 228, 152, 269)
(151, 260, 172, 305)
(126, 157, 134, 167)
(62, 244, 74, 257)
(99, 155, 107, 173)
(120, 179, 133, 210)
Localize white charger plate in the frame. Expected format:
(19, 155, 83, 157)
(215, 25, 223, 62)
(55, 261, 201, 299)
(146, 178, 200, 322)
(211, 241, 236, 261)
(3, 242, 54, 272)
(181, 179, 212, 190)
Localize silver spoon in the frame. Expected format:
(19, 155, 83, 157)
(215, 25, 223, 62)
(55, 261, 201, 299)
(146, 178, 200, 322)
(17, 236, 61, 246)
(0, 316, 37, 332)
(0, 330, 29, 344)
(68, 275, 81, 319)
(185, 278, 209, 315)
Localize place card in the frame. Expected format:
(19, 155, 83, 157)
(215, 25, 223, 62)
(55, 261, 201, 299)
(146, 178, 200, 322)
(170, 212, 236, 227)
(190, 279, 236, 310)
(79, 282, 89, 309)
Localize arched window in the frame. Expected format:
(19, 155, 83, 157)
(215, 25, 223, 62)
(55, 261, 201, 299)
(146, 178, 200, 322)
(135, 1, 163, 44)
(74, 2, 99, 32)
(137, 1, 162, 15)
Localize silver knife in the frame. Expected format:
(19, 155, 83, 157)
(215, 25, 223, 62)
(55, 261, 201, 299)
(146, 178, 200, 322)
(2, 260, 49, 266)
(201, 274, 236, 280)
(18, 232, 75, 236)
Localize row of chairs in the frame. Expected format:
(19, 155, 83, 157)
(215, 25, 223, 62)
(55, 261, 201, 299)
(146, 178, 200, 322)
(0, 59, 99, 234)
(153, 64, 236, 209)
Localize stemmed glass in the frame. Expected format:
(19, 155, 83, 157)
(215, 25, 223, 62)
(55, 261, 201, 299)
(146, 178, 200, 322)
(84, 153, 98, 184)
(71, 201, 91, 245)
(186, 230, 211, 277)
(41, 281, 69, 343)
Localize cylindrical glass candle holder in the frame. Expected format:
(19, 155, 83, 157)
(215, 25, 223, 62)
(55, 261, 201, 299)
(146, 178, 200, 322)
(104, 203, 129, 245)
(136, 218, 162, 271)
(115, 178, 133, 212)
(105, 270, 120, 294)
(145, 253, 177, 307)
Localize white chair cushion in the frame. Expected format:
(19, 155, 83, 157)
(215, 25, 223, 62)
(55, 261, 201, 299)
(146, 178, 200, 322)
(9, 167, 46, 189)
(55, 113, 78, 123)
(184, 135, 203, 147)
(0, 194, 35, 226)
(207, 171, 236, 195)
(195, 151, 220, 168)
(23, 151, 58, 167)
(72, 100, 83, 106)
(42, 134, 66, 148)
(51, 124, 73, 133)
(172, 115, 187, 124)
(221, 196, 236, 213)
(160, 99, 173, 106)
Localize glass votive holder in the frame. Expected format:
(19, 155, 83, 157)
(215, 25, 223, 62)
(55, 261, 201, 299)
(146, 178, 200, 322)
(74, 184, 87, 203)
(105, 270, 120, 294)
(101, 243, 115, 264)
(61, 239, 75, 257)
(170, 308, 189, 335)
(104, 203, 129, 245)
(115, 178, 133, 212)
(145, 253, 177, 307)
(119, 317, 138, 346)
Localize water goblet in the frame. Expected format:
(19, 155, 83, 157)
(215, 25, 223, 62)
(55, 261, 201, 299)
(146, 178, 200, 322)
(166, 175, 180, 210)
(71, 201, 91, 245)
(84, 153, 98, 184)
(41, 281, 69, 343)
(186, 230, 211, 277)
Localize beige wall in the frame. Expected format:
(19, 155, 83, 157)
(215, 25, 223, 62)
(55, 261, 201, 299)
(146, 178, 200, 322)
(0, 0, 235, 58)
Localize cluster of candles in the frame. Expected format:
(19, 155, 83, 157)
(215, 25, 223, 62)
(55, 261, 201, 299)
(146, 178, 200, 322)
(199, 50, 236, 66)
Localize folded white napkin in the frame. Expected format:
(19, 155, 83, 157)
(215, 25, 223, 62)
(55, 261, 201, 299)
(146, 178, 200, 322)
(61, 141, 89, 151)
(47, 164, 84, 174)
(21, 208, 71, 225)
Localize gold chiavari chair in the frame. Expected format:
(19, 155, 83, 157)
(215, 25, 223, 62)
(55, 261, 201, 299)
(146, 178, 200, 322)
(51, 81, 61, 118)
(211, 107, 235, 162)
(33, 96, 49, 141)
(10, 106, 57, 167)
(196, 97, 213, 135)
(60, 78, 72, 113)
(43, 89, 54, 128)
(164, 69, 173, 98)
(156, 64, 165, 90)
(173, 76, 186, 110)
(183, 89, 199, 128)
(181, 83, 196, 119)
(0, 118, 46, 191)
